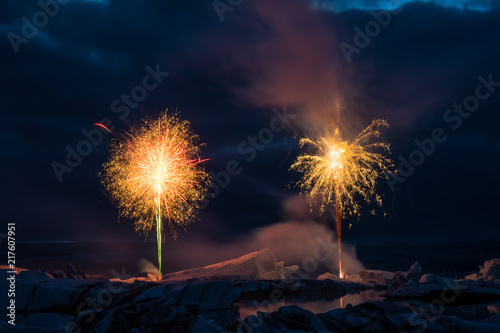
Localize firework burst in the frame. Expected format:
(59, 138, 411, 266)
(290, 110, 394, 277)
(99, 111, 210, 275)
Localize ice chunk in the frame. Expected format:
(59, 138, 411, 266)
(466, 272, 482, 280)
(317, 272, 340, 281)
(344, 273, 363, 283)
(420, 274, 435, 284)
(18, 270, 52, 281)
(479, 258, 500, 281)
(163, 249, 298, 281)
(18, 312, 74, 332)
(194, 315, 224, 332)
(392, 261, 422, 288)
(175, 281, 241, 310)
(273, 305, 328, 331)
(358, 270, 394, 284)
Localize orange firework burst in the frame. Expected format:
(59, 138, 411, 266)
(99, 111, 210, 275)
(290, 106, 394, 277)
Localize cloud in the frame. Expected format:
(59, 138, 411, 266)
(190, 0, 342, 129)
(310, 0, 496, 12)
(163, 195, 365, 277)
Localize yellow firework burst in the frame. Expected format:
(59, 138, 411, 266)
(290, 115, 394, 277)
(99, 111, 210, 274)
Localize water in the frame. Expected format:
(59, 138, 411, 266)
(235, 290, 500, 321)
(235, 290, 385, 318)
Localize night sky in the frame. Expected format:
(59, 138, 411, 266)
(2, 0, 500, 252)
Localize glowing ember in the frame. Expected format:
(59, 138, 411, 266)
(99, 111, 211, 275)
(290, 107, 394, 277)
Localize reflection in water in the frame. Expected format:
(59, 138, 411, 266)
(391, 300, 500, 322)
(236, 290, 385, 319)
(236, 292, 500, 323)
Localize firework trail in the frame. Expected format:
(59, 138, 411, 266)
(99, 111, 210, 275)
(290, 105, 393, 277)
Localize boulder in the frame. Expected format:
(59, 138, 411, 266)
(317, 272, 340, 281)
(358, 270, 394, 284)
(27, 281, 81, 313)
(420, 274, 435, 284)
(18, 312, 75, 332)
(194, 315, 224, 332)
(479, 259, 500, 281)
(163, 249, 298, 281)
(344, 273, 363, 283)
(175, 281, 241, 310)
(392, 262, 422, 289)
(18, 270, 52, 281)
(466, 273, 482, 280)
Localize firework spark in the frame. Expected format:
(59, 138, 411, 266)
(99, 111, 210, 275)
(290, 111, 393, 277)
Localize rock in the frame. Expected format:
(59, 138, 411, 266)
(163, 249, 298, 281)
(194, 315, 224, 332)
(243, 302, 413, 332)
(102, 268, 135, 280)
(2, 280, 37, 311)
(238, 280, 271, 293)
(420, 274, 435, 284)
(0, 266, 28, 278)
(428, 314, 500, 332)
(18, 270, 52, 281)
(461, 259, 500, 282)
(383, 276, 500, 304)
(344, 273, 363, 283)
(392, 262, 422, 289)
(51, 270, 66, 279)
(65, 263, 86, 280)
(466, 273, 482, 280)
(176, 281, 242, 310)
(479, 258, 500, 281)
(89, 299, 198, 332)
(147, 273, 159, 282)
(66, 263, 79, 279)
(434, 276, 455, 285)
(317, 272, 340, 281)
(358, 270, 394, 284)
(27, 280, 83, 313)
(134, 281, 242, 311)
(84, 274, 109, 281)
(0, 269, 12, 280)
(10, 273, 500, 333)
(318, 272, 363, 283)
(483, 313, 500, 323)
(278, 305, 328, 331)
(134, 285, 169, 302)
(277, 260, 299, 278)
(18, 312, 75, 332)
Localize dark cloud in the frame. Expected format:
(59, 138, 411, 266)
(312, 0, 498, 12)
